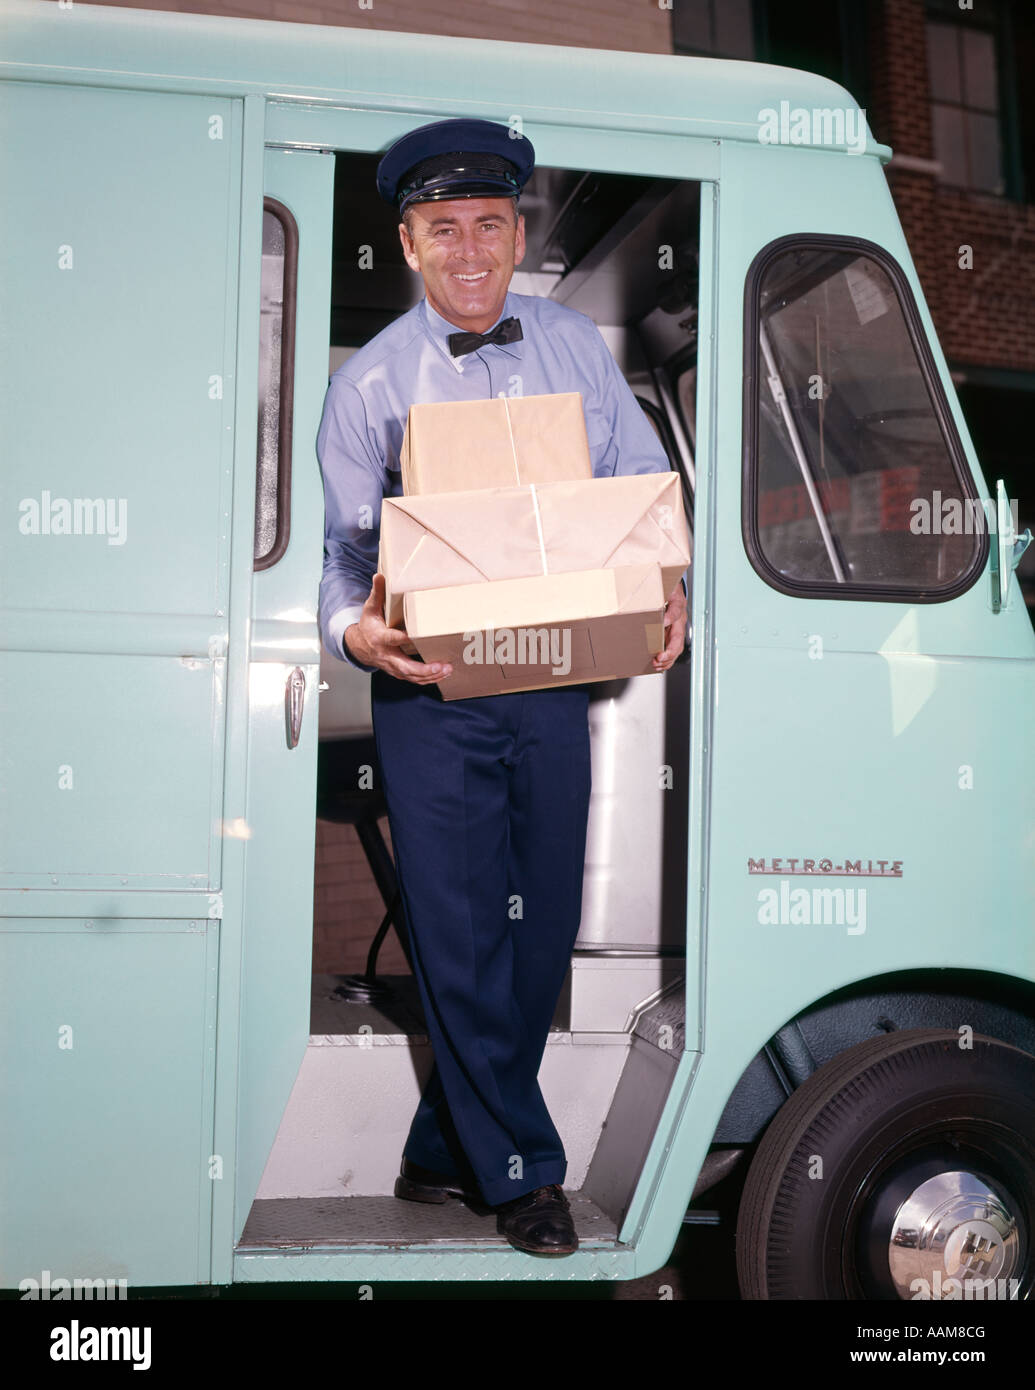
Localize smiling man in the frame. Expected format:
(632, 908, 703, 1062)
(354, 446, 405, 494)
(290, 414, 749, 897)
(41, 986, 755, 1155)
(401, 194, 527, 339)
(317, 119, 687, 1256)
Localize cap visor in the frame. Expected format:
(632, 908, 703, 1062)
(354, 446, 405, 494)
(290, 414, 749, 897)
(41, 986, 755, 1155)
(402, 177, 518, 209)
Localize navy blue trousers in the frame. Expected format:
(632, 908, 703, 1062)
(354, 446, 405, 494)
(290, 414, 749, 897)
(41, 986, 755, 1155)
(370, 671, 592, 1206)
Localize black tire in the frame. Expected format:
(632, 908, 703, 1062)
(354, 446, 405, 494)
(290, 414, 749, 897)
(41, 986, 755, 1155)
(735, 1027, 1035, 1300)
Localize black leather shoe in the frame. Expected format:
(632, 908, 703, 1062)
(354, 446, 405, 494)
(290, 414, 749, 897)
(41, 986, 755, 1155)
(394, 1158, 479, 1205)
(495, 1185, 579, 1255)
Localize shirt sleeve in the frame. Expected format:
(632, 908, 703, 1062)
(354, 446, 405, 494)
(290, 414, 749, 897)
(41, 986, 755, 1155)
(316, 374, 384, 670)
(589, 327, 690, 603)
(590, 331, 671, 480)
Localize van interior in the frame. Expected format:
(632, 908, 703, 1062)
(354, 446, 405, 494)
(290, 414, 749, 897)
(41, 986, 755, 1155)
(240, 156, 701, 1253)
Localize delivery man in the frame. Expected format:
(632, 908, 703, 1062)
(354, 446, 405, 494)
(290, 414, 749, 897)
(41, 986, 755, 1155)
(317, 118, 687, 1255)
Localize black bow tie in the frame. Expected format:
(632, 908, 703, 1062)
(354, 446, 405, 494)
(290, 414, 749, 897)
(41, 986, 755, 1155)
(448, 316, 523, 357)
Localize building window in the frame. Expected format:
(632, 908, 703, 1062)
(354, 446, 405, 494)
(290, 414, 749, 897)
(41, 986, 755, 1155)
(672, 0, 754, 59)
(926, 15, 1004, 195)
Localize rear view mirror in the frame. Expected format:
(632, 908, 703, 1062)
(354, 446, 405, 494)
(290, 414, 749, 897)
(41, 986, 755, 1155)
(991, 478, 1032, 613)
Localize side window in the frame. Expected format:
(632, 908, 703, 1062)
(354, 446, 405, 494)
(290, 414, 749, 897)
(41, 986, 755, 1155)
(255, 199, 298, 570)
(743, 236, 985, 601)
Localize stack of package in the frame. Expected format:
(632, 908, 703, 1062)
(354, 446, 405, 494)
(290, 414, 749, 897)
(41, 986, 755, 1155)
(377, 391, 691, 700)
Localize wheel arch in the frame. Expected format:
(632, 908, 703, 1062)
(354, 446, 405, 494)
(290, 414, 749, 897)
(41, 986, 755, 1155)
(711, 967, 1035, 1151)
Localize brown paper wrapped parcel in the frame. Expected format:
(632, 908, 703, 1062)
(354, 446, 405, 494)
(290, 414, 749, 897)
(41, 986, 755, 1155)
(399, 392, 593, 494)
(379, 472, 691, 700)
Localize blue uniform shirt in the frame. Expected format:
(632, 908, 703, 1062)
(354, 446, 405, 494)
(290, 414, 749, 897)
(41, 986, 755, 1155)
(316, 287, 683, 668)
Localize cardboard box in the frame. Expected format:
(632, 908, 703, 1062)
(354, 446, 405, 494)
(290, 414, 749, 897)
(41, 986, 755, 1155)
(378, 471, 690, 700)
(402, 565, 667, 699)
(400, 392, 593, 495)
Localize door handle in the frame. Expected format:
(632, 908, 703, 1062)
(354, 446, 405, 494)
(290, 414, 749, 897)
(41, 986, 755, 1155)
(285, 666, 306, 748)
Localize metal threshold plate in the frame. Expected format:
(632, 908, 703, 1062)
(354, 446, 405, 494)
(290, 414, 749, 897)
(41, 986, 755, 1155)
(238, 1194, 618, 1250)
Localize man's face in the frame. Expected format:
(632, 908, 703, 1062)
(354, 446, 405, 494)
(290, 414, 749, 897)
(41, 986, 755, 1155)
(399, 196, 526, 334)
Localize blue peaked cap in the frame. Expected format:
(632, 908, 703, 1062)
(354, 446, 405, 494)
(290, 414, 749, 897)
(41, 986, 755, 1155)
(376, 118, 535, 214)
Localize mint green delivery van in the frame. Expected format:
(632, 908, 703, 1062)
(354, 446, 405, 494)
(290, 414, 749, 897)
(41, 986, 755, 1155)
(2, 0, 1033, 1298)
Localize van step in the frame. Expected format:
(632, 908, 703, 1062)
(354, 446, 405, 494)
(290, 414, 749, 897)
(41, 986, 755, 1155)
(631, 982, 685, 1053)
(238, 1193, 617, 1249)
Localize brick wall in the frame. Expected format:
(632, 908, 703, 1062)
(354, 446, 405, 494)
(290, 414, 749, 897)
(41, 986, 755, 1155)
(90, 0, 673, 52)
(868, 0, 1035, 372)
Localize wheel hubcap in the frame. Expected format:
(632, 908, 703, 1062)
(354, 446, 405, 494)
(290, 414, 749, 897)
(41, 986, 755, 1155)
(887, 1170, 1020, 1299)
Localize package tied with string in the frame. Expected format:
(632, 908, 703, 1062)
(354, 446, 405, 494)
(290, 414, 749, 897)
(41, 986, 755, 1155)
(378, 455, 691, 699)
(398, 392, 593, 495)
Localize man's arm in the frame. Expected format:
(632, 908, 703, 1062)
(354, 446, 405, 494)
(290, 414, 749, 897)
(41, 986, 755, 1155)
(594, 340, 673, 482)
(317, 375, 452, 682)
(589, 332, 690, 664)
(317, 375, 383, 669)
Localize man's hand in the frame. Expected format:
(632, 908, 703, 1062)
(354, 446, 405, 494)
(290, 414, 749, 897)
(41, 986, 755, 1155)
(344, 573, 453, 685)
(652, 582, 688, 673)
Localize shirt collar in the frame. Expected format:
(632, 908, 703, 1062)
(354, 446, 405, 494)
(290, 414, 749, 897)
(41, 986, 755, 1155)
(420, 291, 524, 373)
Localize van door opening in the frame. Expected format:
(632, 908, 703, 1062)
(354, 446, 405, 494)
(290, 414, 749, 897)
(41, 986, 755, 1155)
(240, 154, 702, 1253)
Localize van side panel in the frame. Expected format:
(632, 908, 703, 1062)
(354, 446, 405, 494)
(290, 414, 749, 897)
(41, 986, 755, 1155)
(0, 81, 243, 1284)
(1, 81, 240, 890)
(629, 140, 1035, 1276)
(0, 921, 218, 1287)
